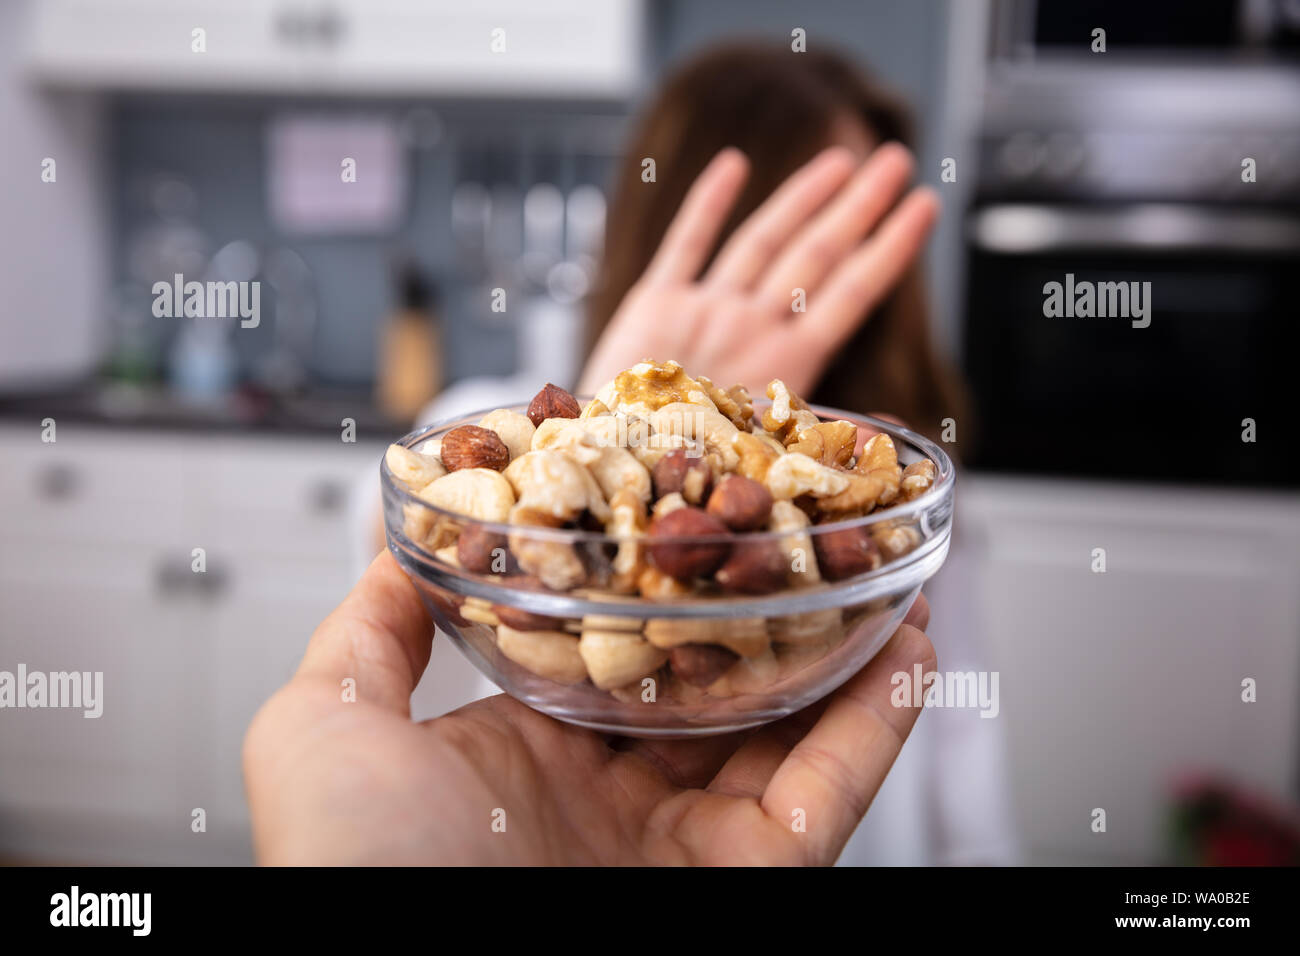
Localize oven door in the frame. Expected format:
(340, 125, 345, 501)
(963, 204, 1300, 487)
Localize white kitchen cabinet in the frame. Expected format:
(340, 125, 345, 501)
(23, 0, 645, 98)
(962, 475, 1300, 865)
(0, 424, 382, 863)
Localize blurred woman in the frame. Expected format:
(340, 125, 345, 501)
(579, 42, 968, 441)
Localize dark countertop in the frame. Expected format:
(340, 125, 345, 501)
(0, 381, 409, 442)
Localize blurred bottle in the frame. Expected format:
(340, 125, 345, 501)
(375, 263, 443, 422)
(168, 317, 237, 403)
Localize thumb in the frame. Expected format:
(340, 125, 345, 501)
(295, 550, 434, 714)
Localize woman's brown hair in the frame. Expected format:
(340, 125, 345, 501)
(587, 42, 969, 443)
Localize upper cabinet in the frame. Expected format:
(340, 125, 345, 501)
(23, 0, 645, 98)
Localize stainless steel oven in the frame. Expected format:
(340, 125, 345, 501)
(961, 1, 1300, 487)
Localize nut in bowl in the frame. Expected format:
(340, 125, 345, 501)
(381, 363, 954, 737)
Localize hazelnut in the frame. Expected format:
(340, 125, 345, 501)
(715, 539, 788, 594)
(441, 425, 510, 472)
(456, 525, 514, 575)
(813, 526, 882, 581)
(646, 507, 732, 580)
(669, 644, 739, 687)
(493, 604, 564, 631)
(427, 589, 469, 628)
(527, 383, 581, 426)
(706, 474, 773, 531)
(652, 449, 713, 505)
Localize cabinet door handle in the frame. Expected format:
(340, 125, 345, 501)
(193, 564, 230, 600)
(154, 556, 191, 596)
(154, 556, 229, 599)
(36, 463, 79, 501)
(307, 479, 345, 515)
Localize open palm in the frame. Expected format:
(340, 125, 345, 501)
(578, 143, 939, 398)
(244, 552, 934, 865)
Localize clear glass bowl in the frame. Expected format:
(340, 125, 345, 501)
(382, 403, 954, 737)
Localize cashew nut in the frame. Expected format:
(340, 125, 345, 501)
(769, 499, 822, 585)
(532, 417, 652, 504)
(417, 468, 515, 522)
(386, 443, 446, 490)
(496, 624, 588, 684)
(503, 450, 602, 522)
(648, 402, 740, 472)
(507, 503, 587, 591)
(462, 597, 501, 627)
(531, 417, 604, 460)
(578, 625, 667, 690)
(478, 408, 536, 462)
(643, 617, 769, 659)
(606, 487, 648, 593)
(769, 608, 842, 646)
(401, 502, 437, 547)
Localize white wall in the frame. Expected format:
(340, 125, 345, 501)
(0, 0, 106, 386)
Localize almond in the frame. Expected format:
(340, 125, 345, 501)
(527, 383, 581, 426)
(441, 425, 510, 472)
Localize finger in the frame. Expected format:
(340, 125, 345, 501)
(797, 186, 940, 362)
(295, 550, 434, 715)
(761, 622, 936, 862)
(755, 142, 914, 308)
(904, 591, 930, 631)
(707, 595, 928, 799)
(704, 146, 855, 292)
(642, 148, 750, 286)
(706, 698, 830, 799)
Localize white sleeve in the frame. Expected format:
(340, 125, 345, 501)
(923, 517, 1022, 865)
(413, 373, 540, 427)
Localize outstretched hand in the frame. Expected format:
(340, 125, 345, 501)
(578, 143, 939, 398)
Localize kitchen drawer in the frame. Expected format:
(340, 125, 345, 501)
(196, 436, 379, 559)
(0, 553, 196, 820)
(964, 476, 1300, 864)
(203, 553, 353, 833)
(0, 426, 194, 544)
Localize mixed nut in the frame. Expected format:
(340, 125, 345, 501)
(385, 360, 937, 704)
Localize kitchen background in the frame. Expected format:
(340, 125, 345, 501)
(2, 0, 1298, 865)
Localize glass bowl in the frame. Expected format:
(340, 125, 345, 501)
(382, 402, 954, 737)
